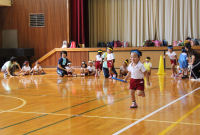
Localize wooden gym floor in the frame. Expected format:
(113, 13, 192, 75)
(0, 69, 200, 135)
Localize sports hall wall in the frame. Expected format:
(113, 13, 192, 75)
(0, 0, 70, 59)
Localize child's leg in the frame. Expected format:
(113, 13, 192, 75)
(108, 67, 112, 78)
(171, 64, 177, 76)
(95, 69, 98, 76)
(130, 89, 137, 108)
(146, 72, 150, 86)
(137, 90, 145, 97)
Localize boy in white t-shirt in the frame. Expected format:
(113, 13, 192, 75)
(31, 61, 45, 75)
(87, 61, 96, 76)
(124, 50, 146, 108)
(65, 63, 76, 76)
(165, 45, 178, 77)
(106, 47, 116, 78)
(20, 61, 31, 75)
(95, 50, 103, 77)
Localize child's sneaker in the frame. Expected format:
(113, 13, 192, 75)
(130, 102, 137, 108)
(113, 74, 116, 78)
(4, 74, 7, 79)
(109, 75, 112, 79)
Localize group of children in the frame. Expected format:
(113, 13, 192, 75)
(2, 41, 199, 109)
(1, 57, 45, 78)
(165, 42, 200, 80)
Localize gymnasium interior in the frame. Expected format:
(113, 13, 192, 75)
(0, 0, 200, 135)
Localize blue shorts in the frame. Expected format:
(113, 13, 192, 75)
(57, 68, 68, 77)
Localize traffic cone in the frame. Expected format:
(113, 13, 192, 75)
(158, 75, 164, 93)
(157, 55, 165, 75)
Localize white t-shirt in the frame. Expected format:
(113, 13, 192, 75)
(33, 65, 42, 72)
(166, 51, 176, 60)
(107, 53, 114, 61)
(1, 61, 17, 71)
(87, 66, 95, 72)
(128, 61, 146, 79)
(120, 66, 127, 71)
(65, 66, 73, 72)
(96, 55, 102, 61)
(22, 66, 31, 72)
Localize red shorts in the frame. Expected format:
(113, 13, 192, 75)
(107, 60, 113, 68)
(129, 78, 144, 91)
(95, 61, 102, 69)
(170, 59, 177, 65)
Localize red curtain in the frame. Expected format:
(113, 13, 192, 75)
(71, 0, 89, 47)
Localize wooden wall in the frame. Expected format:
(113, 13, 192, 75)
(0, 0, 70, 59)
(37, 47, 200, 68)
(41, 51, 88, 68)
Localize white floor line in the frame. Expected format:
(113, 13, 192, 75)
(113, 86, 200, 135)
(4, 110, 200, 126)
(81, 115, 200, 126)
(0, 95, 26, 114)
(5, 110, 72, 116)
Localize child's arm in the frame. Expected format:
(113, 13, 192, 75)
(189, 55, 195, 65)
(58, 64, 67, 71)
(124, 72, 131, 81)
(6, 67, 13, 77)
(16, 63, 22, 71)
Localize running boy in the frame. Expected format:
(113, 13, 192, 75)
(124, 50, 146, 108)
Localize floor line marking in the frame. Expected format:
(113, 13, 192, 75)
(0, 89, 126, 130)
(112, 86, 200, 135)
(23, 96, 130, 135)
(0, 95, 26, 114)
(3, 110, 200, 127)
(159, 103, 200, 135)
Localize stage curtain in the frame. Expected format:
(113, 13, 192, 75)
(88, 0, 200, 47)
(71, 0, 89, 47)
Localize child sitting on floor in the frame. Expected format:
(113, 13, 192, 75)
(80, 61, 88, 76)
(31, 61, 45, 75)
(87, 61, 96, 76)
(119, 59, 129, 77)
(20, 61, 31, 75)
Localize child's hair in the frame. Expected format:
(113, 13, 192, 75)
(97, 49, 103, 56)
(124, 59, 129, 65)
(10, 56, 17, 63)
(184, 42, 191, 49)
(131, 50, 142, 57)
(88, 60, 93, 64)
(67, 62, 72, 66)
(23, 61, 29, 65)
(146, 57, 151, 60)
(181, 47, 186, 53)
(186, 37, 192, 41)
(107, 47, 113, 52)
(61, 51, 67, 56)
(168, 45, 173, 50)
(81, 61, 87, 68)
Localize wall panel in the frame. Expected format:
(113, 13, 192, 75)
(0, 0, 70, 59)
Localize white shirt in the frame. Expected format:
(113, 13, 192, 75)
(96, 55, 102, 61)
(33, 65, 42, 72)
(22, 66, 31, 72)
(107, 53, 114, 61)
(1, 61, 17, 71)
(166, 51, 176, 60)
(65, 66, 73, 72)
(128, 61, 146, 79)
(120, 66, 127, 71)
(87, 66, 95, 72)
